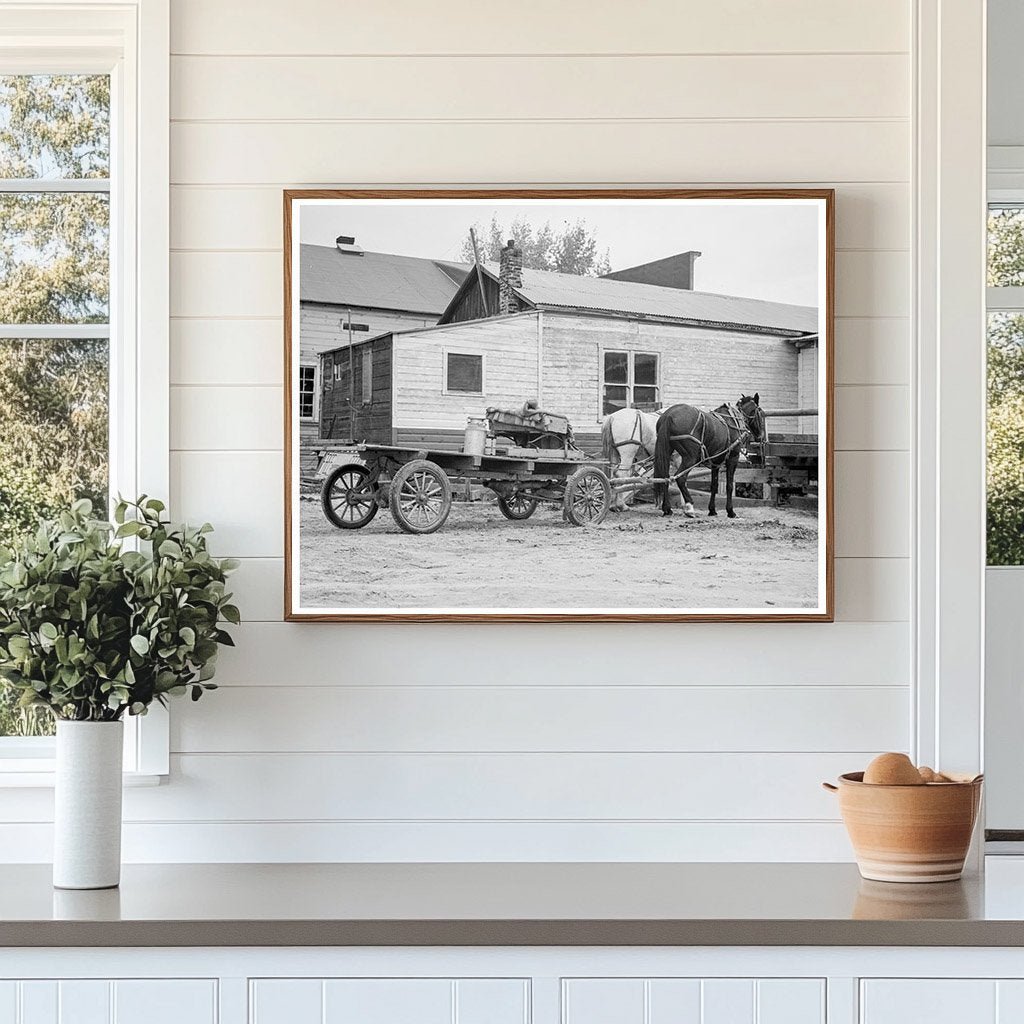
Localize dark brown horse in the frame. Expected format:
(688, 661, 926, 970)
(654, 394, 766, 517)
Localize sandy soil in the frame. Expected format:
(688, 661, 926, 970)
(298, 493, 820, 611)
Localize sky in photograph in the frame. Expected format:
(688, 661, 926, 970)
(299, 199, 822, 307)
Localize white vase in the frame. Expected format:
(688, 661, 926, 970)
(53, 720, 124, 890)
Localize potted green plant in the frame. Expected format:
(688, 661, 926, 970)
(0, 497, 239, 889)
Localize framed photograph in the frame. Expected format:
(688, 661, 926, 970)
(284, 189, 834, 622)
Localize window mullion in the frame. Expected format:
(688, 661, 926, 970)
(0, 178, 110, 193)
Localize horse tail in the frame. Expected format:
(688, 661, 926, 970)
(654, 410, 673, 506)
(601, 414, 619, 471)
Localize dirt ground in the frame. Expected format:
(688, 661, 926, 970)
(298, 492, 820, 612)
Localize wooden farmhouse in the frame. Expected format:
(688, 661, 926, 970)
(297, 236, 468, 447)
(317, 241, 819, 455)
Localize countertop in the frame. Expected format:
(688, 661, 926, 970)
(5, 861, 1024, 947)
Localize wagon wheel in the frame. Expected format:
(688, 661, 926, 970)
(497, 492, 539, 520)
(389, 459, 452, 535)
(321, 464, 379, 530)
(563, 466, 611, 526)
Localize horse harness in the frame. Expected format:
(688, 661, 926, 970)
(669, 405, 751, 471)
(611, 409, 646, 452)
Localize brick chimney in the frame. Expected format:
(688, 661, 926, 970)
(498, 239, 523, 314)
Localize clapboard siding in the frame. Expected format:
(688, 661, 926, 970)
(167, 315, 911, 389)
(171, 54, 909, 121)
(0, 0, 919, 862)
(170, 0, 909, 55)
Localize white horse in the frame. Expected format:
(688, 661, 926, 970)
(601, 408, 688, 512)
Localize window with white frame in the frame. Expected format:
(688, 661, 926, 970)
(602, 350, 660, 415)
(0, 3, 169, 775)
(987, 204, 1024, 565)
(0, 76, 110, 738)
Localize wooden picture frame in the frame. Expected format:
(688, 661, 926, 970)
(284, 189, 834, 622)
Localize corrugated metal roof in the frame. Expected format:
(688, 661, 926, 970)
(482, 264, 817, 335)
(300, 244, 470, 313)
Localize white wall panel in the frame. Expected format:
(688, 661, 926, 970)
(170, 320, 282, 385)
(171, 683, 908, 753)
(210, 622, 909, 687)
(170, 0, 909, 55)
(834, 452, 911, 558)
(834, 386, 909, 451)
(171, 386, 282, 451)
(123, 751, 859, 821)
(834, 319, 910, 386)
(172, 54, 908, 122)
(170, 121, 909, 186)
(170, 183, 909, 252)
(0, 0, 912, 863)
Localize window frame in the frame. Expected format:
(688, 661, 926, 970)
(0, 1, 170, 783)
(298, 363, 317, 420)
(443, 350, 485, 396)
(601, 349, 661, 416)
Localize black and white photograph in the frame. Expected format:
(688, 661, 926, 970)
(285, 191, 833, 621)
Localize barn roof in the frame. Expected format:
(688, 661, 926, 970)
(441, 264, 818, 335)
(300, 243, 470, 314)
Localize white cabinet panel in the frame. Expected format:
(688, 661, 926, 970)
(756, 980, 825, 1024)
(251, 979, 528, 1024)
(563, 980, 645, 1024)
(647, 980, 702, 1022)
(0, 981, 214, 1024)
(0, 984, 16, 1024)
(250, 979, 321, 1024)
(18, 984, 56, 1024)
(563, 979, 824, 1024)
(455, 980, 528, 1024)
(113, 981, 217, 1024)
(702, 980, 754, 1024)
(861, 980, 996, 1023)
(323, 980, 451, 1024)
(57, 982, 109, 1024)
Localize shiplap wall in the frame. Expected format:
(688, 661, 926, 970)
(5, 0, 914, 861)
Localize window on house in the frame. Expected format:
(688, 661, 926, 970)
(298, 364, 316, 418)
(0, 74, 111, 740)
(446, 352, 483, 394)
(360, 351, 373, 405)
(987, 205, 1024, 565)
(602, 350, 660, 415)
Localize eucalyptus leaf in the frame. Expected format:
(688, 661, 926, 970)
(0, 497, 238, 722)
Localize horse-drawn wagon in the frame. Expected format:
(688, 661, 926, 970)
(318, 404, 616, 535)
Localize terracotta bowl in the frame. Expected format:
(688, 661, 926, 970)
(823, 772, 983, 883)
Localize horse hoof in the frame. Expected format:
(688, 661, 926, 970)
(683, 509, 696, 519)
(662, 510, 672, 517)
(708, 509, 717, 517)
(727, 510, 737, 519)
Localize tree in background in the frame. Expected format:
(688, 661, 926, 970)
(0, 74, 110, 735)
(461, 215, 612, 276)
(987, 208, 1024, 564)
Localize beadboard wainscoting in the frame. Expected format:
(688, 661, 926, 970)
(1, 0, 914, 862)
